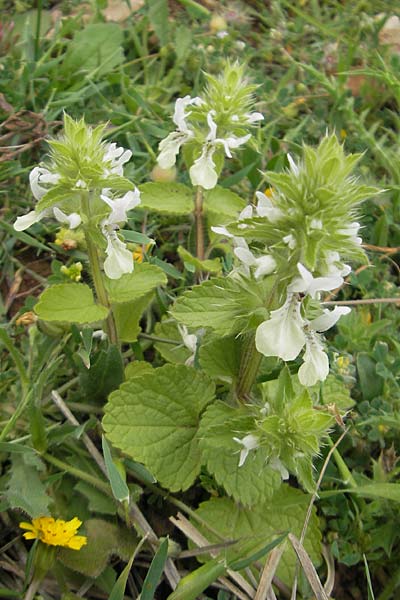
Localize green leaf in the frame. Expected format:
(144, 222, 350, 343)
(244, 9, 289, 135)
(102, 436, 130, 503)
(171, 276, 269, 336)
(357, 353, 384, 401)
(79, 345, 124, 403)
(5, 454, 50, 518)
(199, 402, 281, 506)
(74, 481, 116, 515)
(347, 483, 400, 503)
(108, 551, 135, 600)
(125, 361, 153, 379)
(106, 263, 167, 304)
(147, 0, 169, 46)
(0, 220, 51, 252)
(204, 186, 247, 219)
(61, 23, 124, 78)
(320, 375, 355, 409)
(35, 284, 109, 324)
(139, 182, 193, 215)
(167, 558, 226, 600)
(192, 488, 321, 585)
(103, 364, 215, 491)
(59, 519, 137, 578)
(199, 335, 242, 382)
(154, 319, 193, 365)
(178, 247, 222, 274)
(112, 292, 152, 342)
(140, 538, 169, 600)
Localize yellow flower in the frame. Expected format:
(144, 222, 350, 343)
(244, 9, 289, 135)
(20, 516, 87, 550)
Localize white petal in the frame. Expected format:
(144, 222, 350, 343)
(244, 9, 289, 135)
(158, 131, 189, 169)
(255, 192, 283, 222)
(288, 263, 343, 298)
(298, 335, 329, 386)
(178, 324, 197, 354)
(234, 246, 256, 266)
(310, 306, 351, 332)
(254, 255, 277, 279)
(102, 189, 141, 224)
(255, 295, 306, 361)
(211, 225, 233, 238)
(173, 96, 202, 133)
(287, 153, 300, 176)
(233, 434, 259, 467)
(14, 210, 43, 231)
(53, 207, 81, 229)
(206, 110, 218, 141)
(103, 143, 132, 174)
(270, 456, 289, 480)
(30, 167, 58, 200)
(239, 205, 253, 220)
(102, 225, 134, 279)
(246, 112, 264, 123)
(189, 146, 218, 189)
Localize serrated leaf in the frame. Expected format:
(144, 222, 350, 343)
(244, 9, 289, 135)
(139, 182, 193, 215)
(199, 402, 281, 506)
(79, 345, 124, 403)
(35, 284, 109, 324)
(192, 488, 321, 585)
(103, 364, 215, 491)
(198, 335, 242, 382)
(5, 454, 50, 517)
(59, 519, 137, 578)
(125, 361, 153, 379)
(171, 276, 269, 336)
(112, 292, 152, 342)
(178, 247, 222, 274)
(106, 263, 167, 304)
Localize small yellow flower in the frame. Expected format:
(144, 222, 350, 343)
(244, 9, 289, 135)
(133, 243, 152, 263)
(20, 516, 87, 550)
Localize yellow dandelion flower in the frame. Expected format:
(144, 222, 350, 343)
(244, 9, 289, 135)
(20, 516, 87, 551)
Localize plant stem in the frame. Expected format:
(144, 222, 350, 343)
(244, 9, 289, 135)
(0, 389, 32, 443)
(34, 0, 42, 61)
(82, 198, 118, 345)
(194, 186, 205, 261)
(43, 453, 111, 494)
(235, 333, 263, 402)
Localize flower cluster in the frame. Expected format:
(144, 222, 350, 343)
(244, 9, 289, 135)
(157, 62, 263, 189)
(214, 135, 379, 386)
(20, 516, 87, 550)
(14, 114, 141, 279)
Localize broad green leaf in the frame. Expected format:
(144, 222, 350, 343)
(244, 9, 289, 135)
(171, 275, 270, 336)
(204, 186, 247, 219)
(178, 247, 222, 274)
(140, 537, 169, 600)
(5, 454, 50, 517)
(112, 292, 152, 342)
(35, 284, 109, 324)
(61, 23, 124, 78)
(103, 364, 215, 491)
(79, 345, 124, 403)
(59, 519, 137, 578)
(106, 263, 167, 304)
(139, 182, 193, 215)
(192, 488, 321, 585)
(199, 402, 281, 505)
(102, 436, 130, 503)
(198, 335, 242, 382)
(319, 374, 355, 409)
(125, 361, 153, 379)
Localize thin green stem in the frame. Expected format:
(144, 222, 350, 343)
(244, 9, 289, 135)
(34, 0, 42, 61)
(0, 389, 32, 443)
(43, 453, 111, 494)
(194, 186, 205, 262)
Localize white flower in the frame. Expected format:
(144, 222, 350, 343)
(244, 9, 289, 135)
(177, 324, 198, 366)
(53, 207, 81, 229)
(338, 221, 362, 245)
(101, 189, 141, 224)
(233, 434, 259, 467)
(216, 30, 229, 38)
(158, 131, 191, 169)
(270, 456, 289, 480)
(92, 329, 108, 340)
(255, 293, 306, 361)
(297, 331, 329, 386)
(234, 246, 276, 279)
(325, 251, 351, 277)
(103, 142, 132, 176)
(288, 263, 343, 299)
(255, 191, 283, 222)
(309, 306, 351, 332)
(102, 223, 133, 279)
(283, 233, 296, 249)
(173, 95, 202, 133)
(189, 111, 250, 189)
(30, 167, 60, 200)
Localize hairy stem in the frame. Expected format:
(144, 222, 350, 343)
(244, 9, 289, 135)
(194, 186, 205, 261)
(235, 333, 263, 402)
